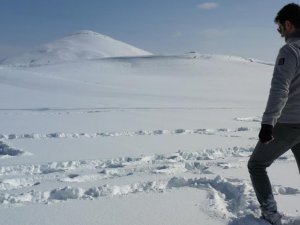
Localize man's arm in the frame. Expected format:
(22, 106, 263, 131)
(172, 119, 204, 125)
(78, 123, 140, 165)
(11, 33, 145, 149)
(262, 44, 298, 126)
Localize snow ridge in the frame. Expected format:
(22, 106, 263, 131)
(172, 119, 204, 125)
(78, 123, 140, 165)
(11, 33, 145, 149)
(0, 126, 254, 141)
(0, 146, 254, 177)
(2, 174, 299, 223)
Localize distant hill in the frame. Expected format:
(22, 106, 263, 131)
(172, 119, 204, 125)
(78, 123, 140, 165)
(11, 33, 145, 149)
(1, 30, 152, 67)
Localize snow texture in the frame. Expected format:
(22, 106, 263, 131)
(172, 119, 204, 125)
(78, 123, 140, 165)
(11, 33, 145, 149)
(0, 30, 299, 225)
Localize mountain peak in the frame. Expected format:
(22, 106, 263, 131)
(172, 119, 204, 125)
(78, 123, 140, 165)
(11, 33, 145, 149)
(2, 30, 152, 67)
(70, 30, 109, 38)
(72, 30, 100, 35)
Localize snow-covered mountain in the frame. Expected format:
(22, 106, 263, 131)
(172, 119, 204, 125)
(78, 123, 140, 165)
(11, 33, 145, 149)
(1, 30, 152, 67)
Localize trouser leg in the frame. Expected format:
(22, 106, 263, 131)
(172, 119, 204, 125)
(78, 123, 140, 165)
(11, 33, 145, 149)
(291, 143, 300, 173)
(247, 124, 296, 214)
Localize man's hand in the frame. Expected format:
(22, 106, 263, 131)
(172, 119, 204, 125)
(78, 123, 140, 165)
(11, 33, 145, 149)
(259, 124, 274, 144)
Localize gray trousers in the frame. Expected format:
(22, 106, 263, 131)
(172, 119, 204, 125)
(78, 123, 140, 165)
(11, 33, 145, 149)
(248, 123, 300, 214)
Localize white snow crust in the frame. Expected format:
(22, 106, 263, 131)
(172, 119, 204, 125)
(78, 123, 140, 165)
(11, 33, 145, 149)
(0, 31, 300, 225)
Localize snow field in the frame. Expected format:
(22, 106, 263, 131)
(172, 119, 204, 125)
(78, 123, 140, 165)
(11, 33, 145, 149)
(1, 138, 299, 224)
(1, 34, 300, 224)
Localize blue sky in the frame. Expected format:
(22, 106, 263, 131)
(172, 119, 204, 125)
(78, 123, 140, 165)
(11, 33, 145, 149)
(0, 0, 296, 61)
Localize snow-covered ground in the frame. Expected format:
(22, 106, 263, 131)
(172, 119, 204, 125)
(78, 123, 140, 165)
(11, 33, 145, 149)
(1, 31, 300, 225)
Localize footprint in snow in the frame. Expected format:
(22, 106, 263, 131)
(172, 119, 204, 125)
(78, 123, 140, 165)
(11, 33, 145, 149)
(228, 215, 271, 225)
(68, 174, 79, 179)
(229, 215, 300, 225)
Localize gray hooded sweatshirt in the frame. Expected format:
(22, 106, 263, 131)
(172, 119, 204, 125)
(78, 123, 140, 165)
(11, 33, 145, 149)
(262, 32, 300, 126)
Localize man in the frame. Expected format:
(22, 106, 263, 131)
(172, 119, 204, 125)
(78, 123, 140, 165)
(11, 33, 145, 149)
(248, 3, 300, 225)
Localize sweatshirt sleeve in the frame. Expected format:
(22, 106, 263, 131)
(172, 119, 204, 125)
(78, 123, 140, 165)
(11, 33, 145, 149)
(262, 44, 298, 126)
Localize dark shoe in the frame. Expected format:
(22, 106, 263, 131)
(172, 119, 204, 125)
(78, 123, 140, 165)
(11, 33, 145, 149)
(261, 211, 282, 225)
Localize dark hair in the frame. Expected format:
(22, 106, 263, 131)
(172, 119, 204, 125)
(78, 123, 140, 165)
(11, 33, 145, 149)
(275, 3, 300, 28)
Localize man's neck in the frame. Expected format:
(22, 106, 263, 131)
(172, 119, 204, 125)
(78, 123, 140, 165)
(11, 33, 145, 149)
(286, 29, 300, 43)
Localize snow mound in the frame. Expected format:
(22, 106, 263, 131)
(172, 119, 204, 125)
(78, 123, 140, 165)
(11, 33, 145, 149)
(183, 52, 250, 62)
(0, 141, 24, 157)
(183, 52, 275, 65)
(1, 30, 152, 67)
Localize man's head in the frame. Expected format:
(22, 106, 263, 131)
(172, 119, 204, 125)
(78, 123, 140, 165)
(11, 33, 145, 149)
(275, 3, 300, 39)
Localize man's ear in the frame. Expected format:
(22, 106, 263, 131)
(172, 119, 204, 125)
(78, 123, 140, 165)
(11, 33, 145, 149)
(285, 20, 294, 30)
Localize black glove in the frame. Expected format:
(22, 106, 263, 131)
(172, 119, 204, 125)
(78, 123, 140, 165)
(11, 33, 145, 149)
(259, 124, 274, 144)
